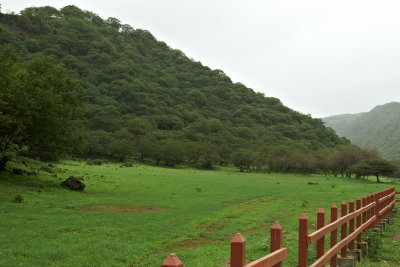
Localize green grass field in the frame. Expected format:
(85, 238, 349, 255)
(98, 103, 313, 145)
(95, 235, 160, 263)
(1, 158, 399, 266)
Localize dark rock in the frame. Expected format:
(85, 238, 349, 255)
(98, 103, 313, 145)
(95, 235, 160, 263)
(61, 176, 86, 191)
(122, 162, 132, 167)
(87, 159, 103, 165)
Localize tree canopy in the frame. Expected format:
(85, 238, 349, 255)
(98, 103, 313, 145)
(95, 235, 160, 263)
(0, 46, 84, 166)
(349, 158, 398, 182)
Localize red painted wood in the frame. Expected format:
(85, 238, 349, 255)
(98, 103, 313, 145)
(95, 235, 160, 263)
(162, 254, 183, 267)
(330, 204, 338, 267)
(231, 233, 246, 267)
(348, 200, 354, 250)
(270, 221, 283, 267)
(298, 213, 309, 267)
(356, 198, 361, 243)
(375, 192, 380, 226)
(340, 202, 348, 257)
(316, 208, 325, 259)
(245, 248, 287, 267)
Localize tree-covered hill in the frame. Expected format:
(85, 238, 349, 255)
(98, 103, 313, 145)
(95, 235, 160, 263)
(0, 5, 348, 168)
(323, 102, 400, 160)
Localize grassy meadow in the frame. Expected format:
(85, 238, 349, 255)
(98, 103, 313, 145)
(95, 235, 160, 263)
(0, 158, 399, 266)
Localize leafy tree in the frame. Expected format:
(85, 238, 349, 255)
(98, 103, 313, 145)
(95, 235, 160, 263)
(0, 46, 84, 165)
(158, 139, 185, 166)
(232, 149, 253, 172)
(190, 141, 221, 169)
(351, 158, 398, 182)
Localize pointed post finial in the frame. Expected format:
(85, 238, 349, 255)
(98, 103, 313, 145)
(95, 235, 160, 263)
(161, 253, 183, 267)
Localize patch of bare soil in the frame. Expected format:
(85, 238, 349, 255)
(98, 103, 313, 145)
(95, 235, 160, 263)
(79, 205, 166, 212)
(225, 195, 277, 209)
(196, 218, 227, 232)
(171, 236, 215, 250)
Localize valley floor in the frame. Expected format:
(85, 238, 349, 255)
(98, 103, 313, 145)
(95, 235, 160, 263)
(0, 159, 399, 266)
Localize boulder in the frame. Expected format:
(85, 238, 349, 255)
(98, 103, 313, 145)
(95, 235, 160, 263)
(61, 176, 86, 191)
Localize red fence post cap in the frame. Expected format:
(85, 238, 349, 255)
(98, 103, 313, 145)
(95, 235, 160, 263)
(232, 233, 245, 243)
(271, 221, 282, 230)
(161, 253, 183, 267)
(300, 213, 308, 220)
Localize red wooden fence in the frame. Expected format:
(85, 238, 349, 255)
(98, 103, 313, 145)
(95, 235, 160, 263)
(298, 187, 396, 267)
(161, 187, 397, 266)
(162, 222, 287, 267)
(230, 222, 287, 267)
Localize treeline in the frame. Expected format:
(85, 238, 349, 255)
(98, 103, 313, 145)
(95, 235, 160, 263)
(233, 144, 398, 182)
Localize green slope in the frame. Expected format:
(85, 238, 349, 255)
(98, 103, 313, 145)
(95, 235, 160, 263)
(323, 112, 365, 137)
(0, 5, 347, 165)
(323, 102, 400, 160)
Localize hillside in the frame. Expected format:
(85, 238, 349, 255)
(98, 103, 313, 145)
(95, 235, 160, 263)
(323, 102, 400, 160)
(0, 5, 348, 167)
(323, 112, 365, 136)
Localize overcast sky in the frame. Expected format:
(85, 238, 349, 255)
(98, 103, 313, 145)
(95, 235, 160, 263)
(2, 0, 400, 118)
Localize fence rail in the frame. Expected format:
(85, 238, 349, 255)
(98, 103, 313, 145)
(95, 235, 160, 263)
(161, 187, 398, 266)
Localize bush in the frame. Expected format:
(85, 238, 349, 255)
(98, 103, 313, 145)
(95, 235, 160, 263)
(13, 194, 24, 203)
(41, 165, 54, 173)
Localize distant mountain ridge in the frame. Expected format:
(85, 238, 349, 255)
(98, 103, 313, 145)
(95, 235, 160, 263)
(323, 102, 400, 160)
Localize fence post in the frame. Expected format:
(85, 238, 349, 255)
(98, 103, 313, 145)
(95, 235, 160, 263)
(271, 221, 283, 267)
(231, 233, 246, 267)
(356, 198, 362, 243)
(341, 201, 348, 258)
(366, 195, 371, 227)
(362, 196, 367, 232)
(330, 204, 338, 267)
(349, 200, 355, 250)
(162, 253, 183, 267)
(375, 192, 380, 226)
(298, 213, 308, 267)
(317, 208, 325, 259)
(370, 194, 375, 229)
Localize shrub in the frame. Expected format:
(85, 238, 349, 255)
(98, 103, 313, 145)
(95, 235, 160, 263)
(13, 194, 24, 203)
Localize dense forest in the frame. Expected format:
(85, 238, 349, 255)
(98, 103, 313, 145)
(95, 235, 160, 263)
(324, 102, 400, 160)
(1, 5, 396, 177)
